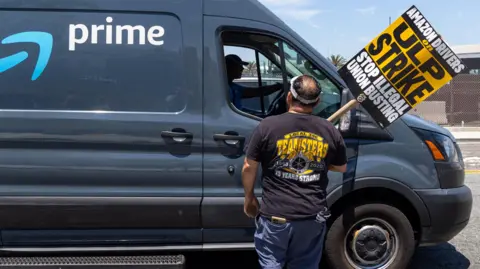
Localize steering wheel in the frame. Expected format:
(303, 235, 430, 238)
(266, 83, 289, 116)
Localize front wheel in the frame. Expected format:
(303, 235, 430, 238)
(324, 203, 415, 269)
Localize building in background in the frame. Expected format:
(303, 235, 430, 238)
(409, 44, 480, 126)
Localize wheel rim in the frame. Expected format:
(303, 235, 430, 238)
(344, 217, 399, 269)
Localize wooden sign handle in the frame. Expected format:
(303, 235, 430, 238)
(327, 99, 359, 123)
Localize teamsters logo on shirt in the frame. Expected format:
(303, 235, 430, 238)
(274, 131, 328, 183)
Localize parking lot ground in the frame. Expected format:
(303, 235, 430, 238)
(184, 174, 479, 268)
(459, 142, 480, 171)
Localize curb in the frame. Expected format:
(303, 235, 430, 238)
(455, 139, 480, 143)
(465, 170, 480, 174)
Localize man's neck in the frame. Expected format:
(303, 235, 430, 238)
(288, 107, 312, 114)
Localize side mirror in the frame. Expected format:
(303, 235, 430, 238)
(339, 88, 358, 137)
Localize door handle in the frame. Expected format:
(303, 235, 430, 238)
(161, 130, 193, 143)
(213, 134, 245, 146)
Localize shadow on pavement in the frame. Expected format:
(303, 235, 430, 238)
(408, 243, 471, 269)
(184, 243, 470, 268)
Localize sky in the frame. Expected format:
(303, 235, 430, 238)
(226, 0, 480, 62)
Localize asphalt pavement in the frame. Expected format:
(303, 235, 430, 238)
(459, 142, 480, 171)
(184, 174, 480, 269)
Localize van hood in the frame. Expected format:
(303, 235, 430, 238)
(401, 114, 456, 141)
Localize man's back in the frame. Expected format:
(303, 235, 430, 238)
(246, 111, 346, 220)
(242, 74, 347, 269)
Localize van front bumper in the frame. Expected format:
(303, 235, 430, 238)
(415, 185, 473, 246)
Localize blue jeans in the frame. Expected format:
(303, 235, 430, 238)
(254, 214, 327, 269)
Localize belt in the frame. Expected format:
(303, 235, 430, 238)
(262, 214, 317, 224)
(269, 216, 288, 224)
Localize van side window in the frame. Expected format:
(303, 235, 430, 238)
(223, 46, 261, 113)
(0, 13, 186, 113)
(223, 45, 283, 115)
(221, 31, 341, 119)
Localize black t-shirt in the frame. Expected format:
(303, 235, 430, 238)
(245, 112, 347, 220)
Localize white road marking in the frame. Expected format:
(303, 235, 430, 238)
(457, 142, 480, 145)
(464, 157, 480, 163)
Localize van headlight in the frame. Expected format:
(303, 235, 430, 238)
(412, 128, 459, 163)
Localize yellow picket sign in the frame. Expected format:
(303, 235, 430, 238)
(336, 5, 466, 128)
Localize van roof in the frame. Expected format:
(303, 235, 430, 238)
(205, 0, 347, 87)
(204, 0, 287, 30)
(2, 0, 346, 88)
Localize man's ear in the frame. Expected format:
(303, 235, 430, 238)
(286, 92, 293, 103)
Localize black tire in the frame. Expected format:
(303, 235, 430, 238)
(324, 203, 415, 269)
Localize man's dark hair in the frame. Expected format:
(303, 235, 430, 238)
(291, 75, 322, 108)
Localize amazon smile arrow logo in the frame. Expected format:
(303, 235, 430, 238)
(0, 31, 53, 81)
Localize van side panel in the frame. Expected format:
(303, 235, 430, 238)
(0, 1, 204, 247)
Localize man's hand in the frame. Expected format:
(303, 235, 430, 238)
(244, 195, 260, 218)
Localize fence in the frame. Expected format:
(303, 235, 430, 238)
(409, 74, 480, 126)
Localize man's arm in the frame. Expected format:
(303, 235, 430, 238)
(242, 157, 259, 199)
(328, 129, 348, 173)
(242, 124, 263, 197)
(241, 83, 283, 99)
(242, 124, 264, 217)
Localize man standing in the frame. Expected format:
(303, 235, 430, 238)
(242, 74, 347, 269)
(224, 54, 283, 111)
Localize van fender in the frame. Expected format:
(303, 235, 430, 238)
(326, 176, 430, 226)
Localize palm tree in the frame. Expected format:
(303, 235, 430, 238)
(329, 54, 347, 69)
